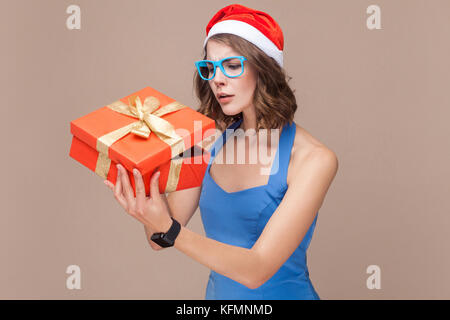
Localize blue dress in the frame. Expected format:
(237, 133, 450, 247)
(199, 118, 320, 300)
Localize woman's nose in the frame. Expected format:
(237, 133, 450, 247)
(212, 66, 227, 84)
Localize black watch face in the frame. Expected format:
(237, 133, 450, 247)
(152, 234, 173, 248)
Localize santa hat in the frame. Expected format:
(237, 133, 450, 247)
(203, 4, 284, 67)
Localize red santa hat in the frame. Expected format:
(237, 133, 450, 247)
(203, 4, 284, 67)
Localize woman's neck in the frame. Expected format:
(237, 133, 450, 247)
(239, 118, 256, 132)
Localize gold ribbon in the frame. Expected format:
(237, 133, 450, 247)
(94, 95, 188, 193)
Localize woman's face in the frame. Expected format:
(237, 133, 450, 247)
(205, 40, 257, 116)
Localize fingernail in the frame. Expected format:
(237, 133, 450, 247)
(133, 169, 138, 176)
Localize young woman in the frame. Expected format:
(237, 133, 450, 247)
(104, 4, 338, 300)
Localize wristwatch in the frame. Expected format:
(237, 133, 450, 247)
(150, 217, 181, 248)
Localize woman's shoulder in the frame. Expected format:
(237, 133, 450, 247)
(287, 123, 338, 185)
(291, 123, 332, 155)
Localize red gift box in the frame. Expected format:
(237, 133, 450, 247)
(69, 86, 216, 196)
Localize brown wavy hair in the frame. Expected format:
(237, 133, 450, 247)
(193, 33, 298, 132)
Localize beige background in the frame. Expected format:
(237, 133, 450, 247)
(1, 0, 449, 299)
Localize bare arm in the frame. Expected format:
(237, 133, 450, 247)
(112, 141, 337, 289)
(144, 185, 202, 250)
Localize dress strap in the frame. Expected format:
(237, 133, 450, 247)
(207, 118, 243, 167)
(267, 121, 297, 192)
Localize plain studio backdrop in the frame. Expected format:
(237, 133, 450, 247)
(1, 0, 449, 299)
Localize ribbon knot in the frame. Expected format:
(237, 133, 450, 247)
(126, 95, 161, 138)
(97, 95, 187, 155)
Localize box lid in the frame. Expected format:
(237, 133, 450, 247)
(70, 86, 216, 175)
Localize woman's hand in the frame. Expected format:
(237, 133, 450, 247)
(103, 164, 173, 233)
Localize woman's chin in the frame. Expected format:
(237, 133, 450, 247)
(221, 105, 241, 116)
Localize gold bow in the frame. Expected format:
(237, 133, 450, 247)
(94, 95, 188, 193)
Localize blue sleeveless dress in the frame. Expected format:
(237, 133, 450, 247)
(199, 118, 320, 300)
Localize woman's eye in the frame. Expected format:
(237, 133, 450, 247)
(228, 65, 239, 69)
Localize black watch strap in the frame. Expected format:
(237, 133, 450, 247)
(164, 217, 181, 241)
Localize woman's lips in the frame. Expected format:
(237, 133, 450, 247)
(218, 95, 234, 103)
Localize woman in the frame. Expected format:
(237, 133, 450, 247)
(104, 4, 338, 300)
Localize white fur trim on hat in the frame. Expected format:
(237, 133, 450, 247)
(203, 19, 283, 67)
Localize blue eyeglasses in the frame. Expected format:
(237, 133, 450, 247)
(195, 56, 247, 80)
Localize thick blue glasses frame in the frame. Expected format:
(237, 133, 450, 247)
(195, 56, 247, 80)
